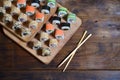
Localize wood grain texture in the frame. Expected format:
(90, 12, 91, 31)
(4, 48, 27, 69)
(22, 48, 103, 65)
(0, 0, 120, 79)
(1, 71, 120, 80)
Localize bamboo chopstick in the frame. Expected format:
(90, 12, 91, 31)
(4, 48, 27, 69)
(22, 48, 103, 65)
(78, 31, 88, 46)
(62, 31, 88, 72)
(62, 34, 92, 72)
(58, 31, 87, 68)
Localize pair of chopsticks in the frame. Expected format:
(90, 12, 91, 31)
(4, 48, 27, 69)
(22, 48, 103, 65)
(57, 30, 92, 72)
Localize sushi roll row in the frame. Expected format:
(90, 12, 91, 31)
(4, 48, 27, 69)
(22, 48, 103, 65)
(32, 41, 51, 56)
(44, 23, 64, 39)
(2, 11, 44, 23)
(0, 5, 20, 15)
(32, 0, 56, 8)
(50, 7, 76, 31)
(17, 0, 56, 8)
(2, 12, 44, 36)
(32, 38, 58, 50)
(12, 22, 32, 37)
(31, 30, 64, 56)
(12, 20, 39, 30)
(19, 8, 45, 23)
(26, 5, 50, 16)
(40, 29, 64, 42)
(40, 30, 64, 41)
(57, 7, 76, 23)
(12, 21, 33, 37)
(51, 16, 71, 30)
(40, 29, 64, 41)
(26, 5, 51, 16)
(32, 36, 59, 56)
(58, 12, 76, 24)
(3, 0, 56, 15)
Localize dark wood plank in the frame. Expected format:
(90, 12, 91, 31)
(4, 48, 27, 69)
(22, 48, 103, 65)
(1, 71, 120, 80)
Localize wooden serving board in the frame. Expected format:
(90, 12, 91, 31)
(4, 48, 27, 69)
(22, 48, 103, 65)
(0, 1, 57, 42)
(0, 0, 82, 64)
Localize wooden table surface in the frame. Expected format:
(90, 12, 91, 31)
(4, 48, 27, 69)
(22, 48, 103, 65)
(0, 0, 120, 80)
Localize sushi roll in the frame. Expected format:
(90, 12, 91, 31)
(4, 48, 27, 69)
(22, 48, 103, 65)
(31, 0, 40, 8)
(21, 27, 31, 37)
(40, 32, 49, 42)
(29, 21, 38, 29)
(11, 6, 20, 15)
(55, 29, 64, 40)
(17, 0, 26, 8)
(26, 5, 35, 16)
(0, 7, 6, 14)
(3, 0, 12, 8)
(12, 21, 22, 30)
(18, 13, 27, 22)
(3, 13, 12, 23)
(33, 41, 42, 50)
(49, 39, 58, 47)
(61, 22, 70, 30)
(35, 12, 44, 22)
(42, 48, 51, 56)
(46, 23, 54, 34)
(58, 7, 68, 17)
(47, 0, 56, 8)
(67, 13, 76, 23)
(41, 6, 50, 14)
(52, 16, 61, 24)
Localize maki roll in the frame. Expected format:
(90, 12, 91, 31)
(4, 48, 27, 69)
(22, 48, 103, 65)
(17, 0, 26, 8)
(47, 0, 56, 8)
(12, 21, 22, 30)
(35, 12, 44, 22)
(58, 7, 68, 17)
(55, 29, 64, 40)
(29, 21, 38, 29)
(61, 22, 70, 30)
(11, 6, 20, 15)
(42, 48, 51, 56)
(31, 0, 40, 8)
(26, 5, 35, 16)
(49, 39, 58, 47)
(40, 32, 49, 42)
(0, 7, 6, 14)
(67, 13, 76, 23)
(33, 41, 42, 50)
(3, 13, 12, 23)
(18, 13, 27, 22)
(46, 23, 54, 34)
(21, 27, 31, 37)
(52, 16, 61, 24)
(41, 6, 50, 14)
(3, 0, 12, 8)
